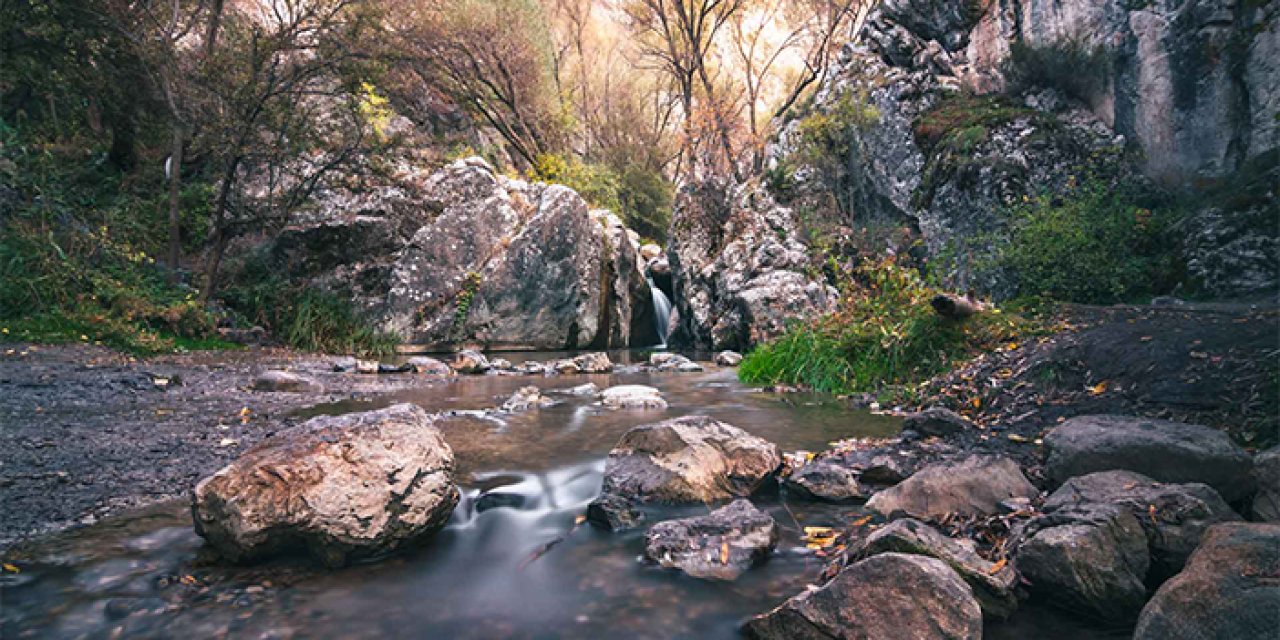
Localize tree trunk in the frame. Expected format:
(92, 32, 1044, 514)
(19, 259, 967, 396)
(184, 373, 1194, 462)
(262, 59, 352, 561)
(166, 125, 184, 281)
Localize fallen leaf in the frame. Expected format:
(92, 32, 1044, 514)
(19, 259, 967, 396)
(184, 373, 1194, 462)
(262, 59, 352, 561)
(2, 563, 19, 573)
(720, 541, 730, 564)
(987, 558, 1007, 574)
(573, 515, 586, 526)
(1148, 504, 1158, 524)
(851, 515, 873, 527)
(1087, 381, 1108, 395)
(970, 397, 981, 409)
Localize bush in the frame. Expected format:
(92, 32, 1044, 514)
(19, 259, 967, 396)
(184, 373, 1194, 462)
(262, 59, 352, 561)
(531, 152, 672, 243)
(219, 251, 399, 358)
(975, 174, 1181, 304)
(740, 258, 1035, 395)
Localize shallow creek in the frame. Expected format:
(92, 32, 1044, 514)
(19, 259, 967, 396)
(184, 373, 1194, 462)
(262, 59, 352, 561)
(1, 354, 1125, 639)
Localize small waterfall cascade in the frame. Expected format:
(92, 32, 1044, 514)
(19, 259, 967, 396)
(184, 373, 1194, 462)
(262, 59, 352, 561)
(647, 275, 672, 347)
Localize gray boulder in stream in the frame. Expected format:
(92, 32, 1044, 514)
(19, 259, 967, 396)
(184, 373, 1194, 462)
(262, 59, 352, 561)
(743, 552, 982, 639)
(192, 403, 459, 567)
(866, 455, 1036, 520)
(644, 499, 778, 580)
(587, 416, 781, 530)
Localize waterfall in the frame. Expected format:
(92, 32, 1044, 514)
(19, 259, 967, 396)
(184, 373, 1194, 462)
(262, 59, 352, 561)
(648, 276, 672, 347)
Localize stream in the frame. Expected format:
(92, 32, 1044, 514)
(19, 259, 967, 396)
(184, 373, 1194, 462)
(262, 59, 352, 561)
(0, 354, 1126, 639)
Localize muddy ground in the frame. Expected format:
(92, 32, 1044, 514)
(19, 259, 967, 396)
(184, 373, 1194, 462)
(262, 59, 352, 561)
(2, 301, 1276, 550)
(0, 346, 449, 548)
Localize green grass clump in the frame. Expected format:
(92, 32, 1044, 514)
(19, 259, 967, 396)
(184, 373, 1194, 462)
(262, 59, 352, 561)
(739, 258, 1036, 395)
(975, 173, 1182, 304)
(219, 253, 399, 358)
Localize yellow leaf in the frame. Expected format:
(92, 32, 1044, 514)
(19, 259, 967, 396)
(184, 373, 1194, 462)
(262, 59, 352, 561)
(851, 515, 873, 527)
(720, 541, 730, 564)
(573, 515, 586, 526)
(987, 558, 1007, 574)
(1004, 342, 1018, 351)
(79, 334, 89, 342)
(1088, 381, 1108, 395)
(970, 397, 981, 409)
(3, 563, 19, 573)
(1007, 434, 1030, 443)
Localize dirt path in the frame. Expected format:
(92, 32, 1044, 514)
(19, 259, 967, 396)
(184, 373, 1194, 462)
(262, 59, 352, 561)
(0, 344, 448, 548)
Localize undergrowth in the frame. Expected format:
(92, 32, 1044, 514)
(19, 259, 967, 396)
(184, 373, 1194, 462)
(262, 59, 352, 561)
(739, 258, 1038, 396)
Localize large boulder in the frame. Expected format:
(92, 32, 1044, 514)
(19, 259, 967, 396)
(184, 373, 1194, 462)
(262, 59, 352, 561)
(743, 553, 982, 639)
(261, 157, 656, 351)
(1253, 446, 1280, 522)
(1043, 415, 1255, 502)
(598, 385, 668, 410)
(588, 417, 781, 528)
(853, 518, 1018, 620)
(866, 455, 1037, 520)
(192, 404, 459, 566)
(1043, 470, 1241, 580)
(643, 499, 779, 580)
(1012, 504, 1150, 621)
(667, 179, 836, 351)
(1134, 523, 1280, 639)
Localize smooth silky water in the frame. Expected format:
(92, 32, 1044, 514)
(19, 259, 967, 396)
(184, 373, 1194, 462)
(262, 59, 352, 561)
(0, 358, 1125, 639)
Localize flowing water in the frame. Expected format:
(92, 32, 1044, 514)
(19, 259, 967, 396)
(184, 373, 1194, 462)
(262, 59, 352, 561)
(0, 357, 1126, 639)
(647, 278, 673, 347)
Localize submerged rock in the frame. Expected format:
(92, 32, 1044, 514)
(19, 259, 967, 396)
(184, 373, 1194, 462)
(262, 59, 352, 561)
(644, 500, 778, 580)
(598, 385, 667, 410)
(501, 386, 555, 412)
(1044, 415, 1255, 502)
(1134, 523, 1280, 640)
(866, 455, 1036, 520)
(589, 417, 780, 529)
(1013, 504, 1150, 621)
(743, 553, 982, 640)
(250, 371, 323, 393)
(854, 518, 1018, 620)
(192, 403, 459, 566)
(1043, 470, 1240, 581)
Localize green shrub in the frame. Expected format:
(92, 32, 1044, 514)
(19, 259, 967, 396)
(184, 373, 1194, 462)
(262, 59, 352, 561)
(740, 258, 1036, 395)
(532, 152, 672, 243)
(975, 174, 1182, 304)
(219, 252, 399, 357)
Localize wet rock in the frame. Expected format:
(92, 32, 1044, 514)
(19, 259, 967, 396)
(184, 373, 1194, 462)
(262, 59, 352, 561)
(648, 352, 689, 369)
(250, 371, 323, 393)
(450, 350, 490, 375)
(406, 356, 453, 377)
(714, 351, 743, 367)
(782, 462, 865, 503)
(675, 361, 704, 372)
(1044, 415, 1255, 502)
(1253, 447, 1280, 522)
(854, 518, 1018, 620)
(639, 243, 663, 261)
(1134, 523, 1280, 640)
(551, 359, 581, 375)
(331, 357, 358, 372)
(598, 385, 668, 410)
(1013, 504, 1150, 622)
(501, 386, 555, 412)
(354, 360, 379, 374)
(562, 382, 599, 396)
(586, 494, 643, 531)
(903, 407, 970, 437)
(516, 360, 546, 375)
(475, 491, 526, 513)
(644, 499, 779, 580)
(572, 352, 613, 373)
(743, 552, 982, 640)
(590, 417, 781, 523)
(867, 455, 1036, 520)
(489, 358, 514, 371)
(192, 403, 459, 567)
(377, 362, 410, 374)
(1043, 470, 1240, 581)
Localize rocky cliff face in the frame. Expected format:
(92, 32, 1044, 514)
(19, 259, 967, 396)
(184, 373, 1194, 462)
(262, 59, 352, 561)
(260, 157, 657, 351)
(667, 0, 1277, 345)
